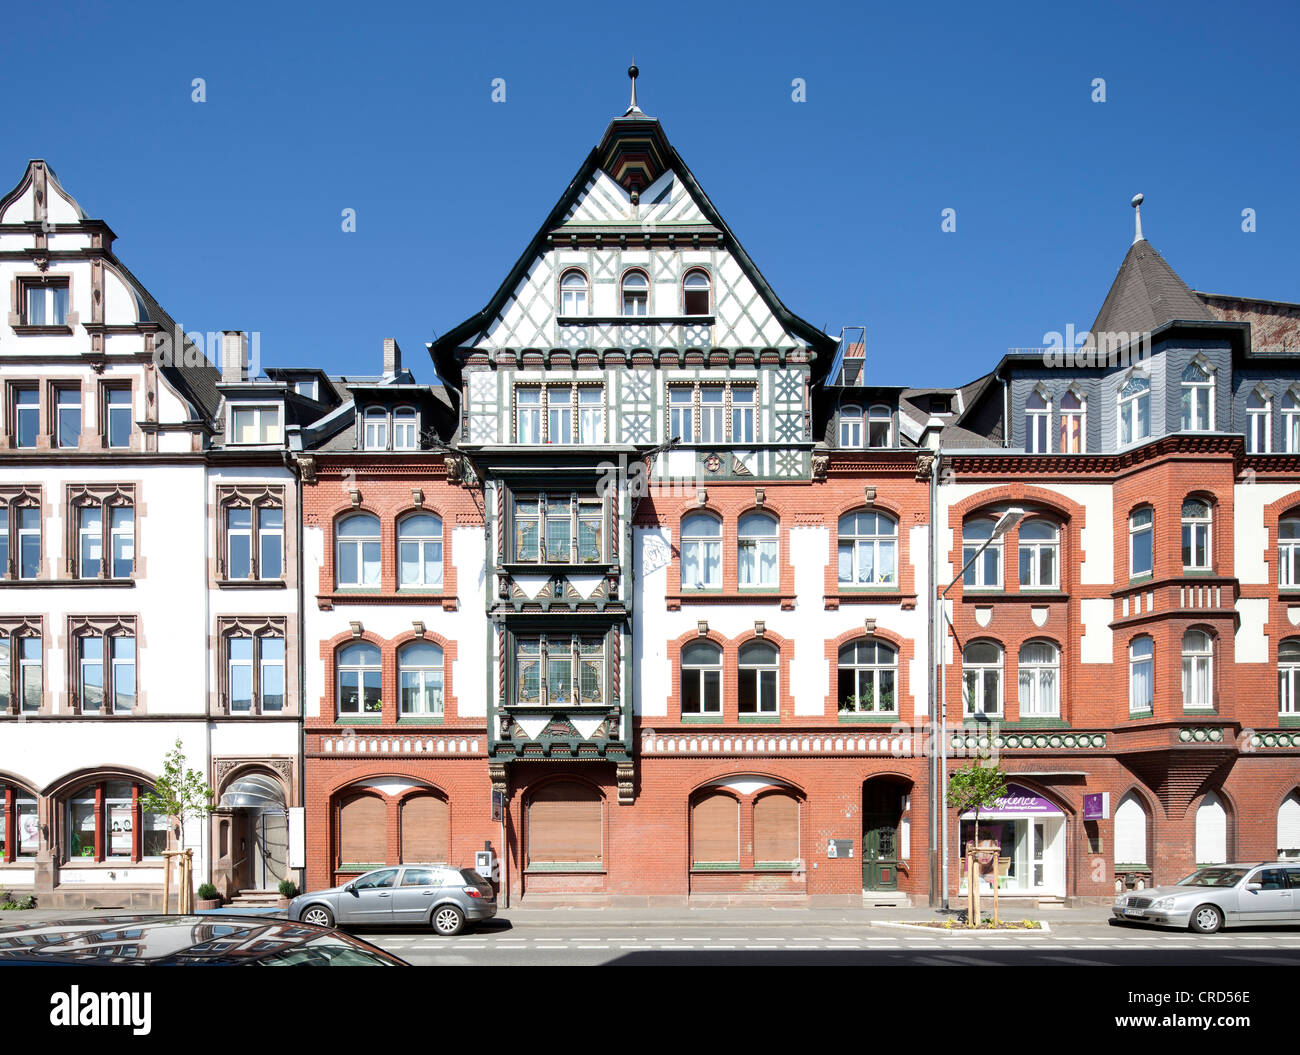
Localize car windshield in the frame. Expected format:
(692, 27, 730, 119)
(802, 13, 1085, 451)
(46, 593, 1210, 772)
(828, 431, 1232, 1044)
(1175, 867, 1250, 887)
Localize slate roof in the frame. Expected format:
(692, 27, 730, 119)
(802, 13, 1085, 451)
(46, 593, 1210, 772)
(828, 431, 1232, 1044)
(1088, 239, 1215, 340)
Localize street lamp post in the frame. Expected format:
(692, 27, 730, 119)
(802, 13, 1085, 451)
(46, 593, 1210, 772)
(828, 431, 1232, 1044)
(937, 506, 1023, 912)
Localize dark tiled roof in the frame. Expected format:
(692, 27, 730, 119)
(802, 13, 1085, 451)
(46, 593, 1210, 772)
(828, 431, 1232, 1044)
(1088, 240, 1214, 340)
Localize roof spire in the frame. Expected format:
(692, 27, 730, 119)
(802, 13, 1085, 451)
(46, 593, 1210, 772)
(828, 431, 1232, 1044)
(626, 63, 641, 115)
(1131, 192, 1145, 244)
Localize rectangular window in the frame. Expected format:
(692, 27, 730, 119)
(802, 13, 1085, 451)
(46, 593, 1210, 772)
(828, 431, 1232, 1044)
(513, 634, 605, 708)
(105, 388, 132, 448)
(1130, 511, 1153, 579)
(547, 385, 573, 444)
(669, 382, 758, 442)
(228, 635, 284, 714)
(223, 500, 284, 581)
(669, 388, 692, 441)
(0, 636, 42, 715)
(578, 388, 603, 443)
(259, 507, 283, 579)
(512, 493, 603, 564)
(55, 387, 81, 448)
(732, 387, 756, 443)
(78, 507, 102, 578)
(1026, 410, 1049, 453)
(2, 505, 42, 579)
(79, 636, 104, 713)
(738, 666, 778, 715)
(23, 281, 69, 326)
(230, 406, 281, 445)
(75, 502, 133, 580)
(12, 389, 39, 449)
(699, 388, 724, 443)
(516, 388, 541, 445)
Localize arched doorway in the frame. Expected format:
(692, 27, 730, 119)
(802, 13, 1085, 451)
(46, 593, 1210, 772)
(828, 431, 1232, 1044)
(862, 776, 912, 891)
(218, 773, 288, 893)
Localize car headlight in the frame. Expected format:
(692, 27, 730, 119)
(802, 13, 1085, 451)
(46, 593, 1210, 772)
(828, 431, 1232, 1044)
(1114, 895, 1129, 906)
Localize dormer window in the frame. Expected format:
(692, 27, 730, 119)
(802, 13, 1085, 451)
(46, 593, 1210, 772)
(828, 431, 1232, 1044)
(1060, 391, 1085, 453)
(559, 269, 589, 315)
(621, 270, 649, 316)
(1181, 361, 1214, 431)
(1118, 376, 1150, 446)
(867, 405, 892, 448)
(363, 408, 388, 450)
(682, 269, 711, 315)
(839, 406, 863, 448)
(230, 405, 281, 445)
(393, 407, 418, 450)
(1025, 390, 1050, 453)
(294, 380, 319, 400)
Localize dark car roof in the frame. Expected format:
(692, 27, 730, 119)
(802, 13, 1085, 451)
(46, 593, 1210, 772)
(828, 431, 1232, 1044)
(0, 915, 408, 966)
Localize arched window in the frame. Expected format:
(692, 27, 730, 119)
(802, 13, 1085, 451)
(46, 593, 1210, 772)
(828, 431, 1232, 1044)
(1181, 499, 1211, 571)
(0, 783, 39, 861)
(682, 268, 711, 315)
(337, 642, 382, 716)
(363, 407, 388, 451)
(1279, 639, 1300, 716)
(1114, 792, 1149, 868)
(681, 641, 722, 716)
(1246, 389, 1271, 454)
(838, 639, 897, 715)
(738, 640, 779, 716)
(1025, 389, 1050, 453)
(754, 792, 800, 867)
(338, 793, 386, 868)
(867, 405, 892, 448)
(1195, 792, 1227, 865)
(1129, 636, 1154, 714)
(1129, 507, 1154, 579)
(1059, 390, 1085, 453)
(400, 794, 449, 863)
(1279, 792, 1300, 859)
(397, 513, 443, 589)
(1182, 630, 1213, 711)
(398, 641, 444, 717)
(1284, 392, 1300, 454)
(962, 641, 1003, 717)
(691, 792, 738, 867)
(1018, 520, 1059, 589)
(839, 406, 863, 448)
(837, 510, 897, 586)
(65, 779, 166, 862)
(621, 269, 648, 316)
(1280, 518, 1300, 588)
(1018, 640, 1060, 717)
(559, 269, 588, 315)
(336, 514, 380, 588)
(528, 781, 601, 866)
(392, 406, 418, 450)
(962, 517, 1001, 589)
(1180, 361, 1214, 430)
(680, 513, 721, 590)
(737, 512, 778, 588)
(1118, 375, 1150, 446)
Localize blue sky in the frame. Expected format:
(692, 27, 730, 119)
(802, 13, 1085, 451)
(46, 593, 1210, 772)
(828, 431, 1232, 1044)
(4, 0, 1297, 387)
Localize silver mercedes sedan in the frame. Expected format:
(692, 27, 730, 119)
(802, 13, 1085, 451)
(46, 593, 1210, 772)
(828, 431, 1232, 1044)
(1112, 862, 1300, 933)
(287, 865, 497, 936)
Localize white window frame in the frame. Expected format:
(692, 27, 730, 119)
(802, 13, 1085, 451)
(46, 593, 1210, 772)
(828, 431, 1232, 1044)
(363, 407, 389, 451)
(55, 387, 81, 449)
(839, 405, 863, 448)
(737, 641, 779, 716)
(1017, 640, 1060, 717)
(1181, 630, 1214, 711)
(1059, 390, 1086, 453)
(1180, 360, 1214, 431)
(682, 269, 712, 315)
(397, 513, 444, 589)
(667, 382, 755, 443)
(1025, 390, 1050, 454)
(867, 405, 892, 448)
(1017, 520, 1060, 590)
(1129, 508, 1154, 579)
(336, 514, 381, 588)
(1118, 376, 1150, 446)
(1246, 389, 1272, 454)
(681, 641, 723, 716)
(514, 385, 603, 444)
(1280, 517, 1300, 589)
(961, 518, 1003, 589)
(837, 511, 898, 586)
(681, 512, 722, 590)
(837, 639, 898, 715)
(392, 407, 418, 450)
(1129, 636, 1154, 713)
(1284, 392, 1300, 454)
(962, 641, 1003, 717)
(105, 388, 132, 449)
(22, 281, 69, 326)
(1279, 639, 1300, 716)
(230, 405, 282, 445)
(621, 269, 649, 316)
(559, 269, 589, 316)
(1181, 499, 1212, 571)
(737, 512, 778, 589)
(337, 642, 382, 716)
(398, 641, 444, 717)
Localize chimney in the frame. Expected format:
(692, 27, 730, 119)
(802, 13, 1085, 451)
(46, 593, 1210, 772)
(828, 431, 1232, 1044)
(221, 331, 248, 383)
(383, 338, 402, 378)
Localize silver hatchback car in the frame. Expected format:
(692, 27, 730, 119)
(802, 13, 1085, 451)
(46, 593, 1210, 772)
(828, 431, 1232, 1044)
(288, 865, 497, 936)
(1112, 862, 1300, 933)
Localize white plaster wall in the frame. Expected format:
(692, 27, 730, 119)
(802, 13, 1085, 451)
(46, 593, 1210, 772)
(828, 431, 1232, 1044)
(1235, 482, 1300, 585)
(1079, 598, 1116, 663)
(1235, 598, 1270, 663)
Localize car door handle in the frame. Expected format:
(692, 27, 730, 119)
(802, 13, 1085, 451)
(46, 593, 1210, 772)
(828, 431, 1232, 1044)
(422, 890, 435, 896)
(378, 893, 391, 898)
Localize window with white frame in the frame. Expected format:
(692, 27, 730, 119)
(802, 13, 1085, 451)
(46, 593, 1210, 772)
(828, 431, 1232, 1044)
(578, 388, 603, 443)
(363, 407, 388, 450)
(75, 501, 134, 580)
(0, 502, 41, 580)
(1181, 498, 1211, 571)
(398, 513, 443, 587)
(0, 633, 41, 714)
(962, 641, 1003, 716)
(839, 405, 863, 448)
(867, 405, 892, 447)
(1246, 390, 1272, 454)
(1280, 517, 1300, 588)
(393, 407, 418, 450)
(512, 494, 603, 564)
(1278, 793, 1300, 859)
(227, 632, 285, 713)
(55, 387, 81, 448)
(1025, 390, 1050, 453)
(105, 388, 132, 449)
(230, 405, 282, 445)
(336, 514, 380, 587)
(514, 385, 603, 444)
(1118, 376, 1150, 446)
(666, 382, 754, 443)
(1279, 639, 1300, 716)
(22, 280, 69, 326)
(962, 517, 1002, 589)
(337, 642, 381, 716)
(681, 640, 722, 715)
(738, 641, 779, 716)
(516, 387, 541, 444)
(225, 503, 283, 581)
(399, 641, 444, 716)
(514, 633, 606, 707)
(1182, 629, 1214, 710)
(669, 387, 692, 441)
(837, 510, 897, 586)
(1129, 636, 1154, 713)
(682, 269, 711, 315)
(837, 639, 897, 715)
(1180, 361, 1214, 431)
(1018, 519, 1059, 589)
(681, 512, 722, 589)
(559, 269, 588, 315)
(1129, 507, 1153, 579)
(738, 512, 778, 588)
(1285, 392, 1300, 453)
(732, 387, 756, 443)
(76, 631, 135, 714)
(12, 388, 38, 449)
(1018, 640, 1060, 716)
(700, 388, 724, 443)
(621, 269, 649, 315)
(1059, 390, 1085, 453)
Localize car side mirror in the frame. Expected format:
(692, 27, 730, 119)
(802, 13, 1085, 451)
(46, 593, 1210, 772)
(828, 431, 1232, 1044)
(1245, 881, 1262, 891)
(344, 883, 356, 895)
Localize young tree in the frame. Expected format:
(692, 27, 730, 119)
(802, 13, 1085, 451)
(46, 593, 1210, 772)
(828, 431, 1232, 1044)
(140, 739, 214, 854)
(946, 761, 1008, 925)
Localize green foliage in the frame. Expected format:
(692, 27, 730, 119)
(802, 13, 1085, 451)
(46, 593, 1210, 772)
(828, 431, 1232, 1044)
(278, 879, 298, 898)
(197, 883, 219, 900)
(946, 762, 1008, 818)
(0, 894, 36, 910)
(138, 739, 215, 850)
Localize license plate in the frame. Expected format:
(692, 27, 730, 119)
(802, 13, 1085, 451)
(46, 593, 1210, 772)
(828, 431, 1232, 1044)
(1124, 907, 1145, 916)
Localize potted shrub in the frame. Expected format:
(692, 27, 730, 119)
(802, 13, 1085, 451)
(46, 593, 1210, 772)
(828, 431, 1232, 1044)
(276, 880, 298, 912)
(196, 883, 221, 911)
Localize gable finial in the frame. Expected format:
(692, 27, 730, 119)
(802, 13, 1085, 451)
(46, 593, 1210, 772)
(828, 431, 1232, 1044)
(626, 63, 641, 115)
(1131, 193, 1144, 244)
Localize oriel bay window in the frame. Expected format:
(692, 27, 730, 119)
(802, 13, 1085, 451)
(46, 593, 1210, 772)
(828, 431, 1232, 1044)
(65, 780, 167, 861)
(512, 493, 604, 564)
(72, 620, 136, 714)
(738, 641, 778, 716)
(514, 385, 605, 444)
(514, 634, 607, 707)
(837, 639, 897, 715)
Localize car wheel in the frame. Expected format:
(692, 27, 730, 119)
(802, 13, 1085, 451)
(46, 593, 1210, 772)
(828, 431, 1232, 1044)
(432, 905, 465, 936)
(1190, 904, 1223, 934)
(301, 905, 335, 928)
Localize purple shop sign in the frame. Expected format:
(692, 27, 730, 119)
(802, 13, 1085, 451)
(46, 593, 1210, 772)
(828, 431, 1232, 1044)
(1083, 792, 1110, 820)
(964, 783, 1062, 818)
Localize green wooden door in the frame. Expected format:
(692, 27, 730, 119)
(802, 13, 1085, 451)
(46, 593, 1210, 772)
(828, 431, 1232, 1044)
(863, 815, 898, 890)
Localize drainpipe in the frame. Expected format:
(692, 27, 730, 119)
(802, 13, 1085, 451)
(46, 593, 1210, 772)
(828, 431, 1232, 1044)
(928, 451, 940, 907)
(284, 449, 306, 895)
